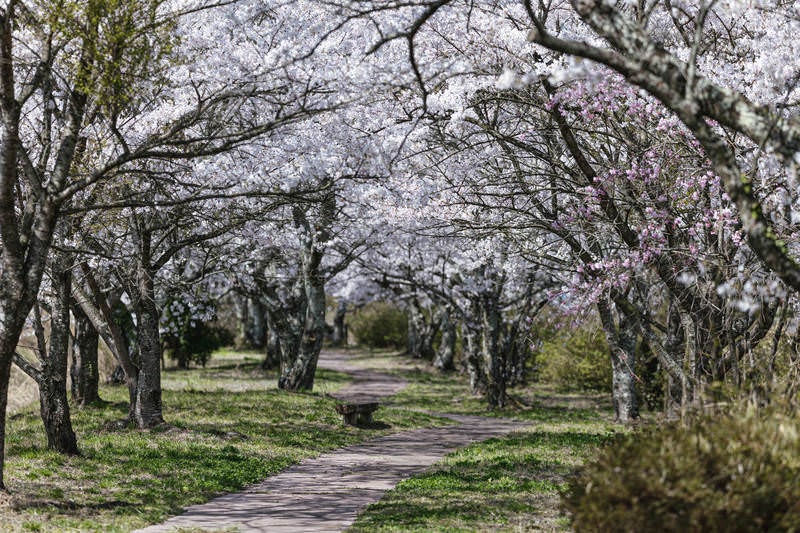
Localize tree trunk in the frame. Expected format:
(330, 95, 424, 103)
(463, 325, 486, 394)
(407, 301, 437, 360)
(38, 257, 79, 453)
(277, 330, 301, 384)
(407, 311, 420, 357)
(663, 302, 686, 417)
(482, 298, 507, 409)
(597, 299, 639, 423)
(131, 253, 164, 428)
(175, 349, 189, 370)
(248, 297, 265, 349)
(506, 335, 529, 387)
(72, 265, 138, 421)
(433, 306, 456, 371)
(331, 300, 347, 347)
(261, 310, 281, 370)
(0, 304, 31, 488)
(133, 298, 164, 428)
(678, 308, 699, 412)
(0, 338, 14, 491)
(276, 299, 305, 389)
(71, 303, 101, 406)
(610, 315, 639, 423)
(281, 276, 326, 391)
(234, 294, 249, 349)
(0, 247, 50, 490)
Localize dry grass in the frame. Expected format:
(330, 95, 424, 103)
(7, 366, 38, 415)
(8, 330, 123, 415)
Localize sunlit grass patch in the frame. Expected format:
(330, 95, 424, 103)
(160, 352, 351, 394)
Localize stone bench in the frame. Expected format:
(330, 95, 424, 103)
(335, 401, 380, 426)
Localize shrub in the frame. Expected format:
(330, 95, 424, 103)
(350, 301, 407, 349)
(163, 322, 230, 368)
(562, 404, 800, 532)
(536, 325, 611, 392)
(161, 297, 232, 368)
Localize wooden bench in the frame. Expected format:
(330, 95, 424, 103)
(335, 402, 379, 426)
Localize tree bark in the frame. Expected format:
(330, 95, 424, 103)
(433, 306, 456, 371)
(277, 180, 336, 392)
(0, 336, 15, 490)
(463, 325, 486, 395)
(281, 275, 326, 391)
(482, 297, 507, 409)
(331, 300, 347, 347)
(72, 267, 138, 421)
(132, 259, 165, 428)
(276, 291, 305, 389)
(611, 315, 639, 423)
(71, 303, 101, 406)
(234, 294, 249, 349)
(38, 256, 79, 453)
(248, 297, 265, 349)
(597, 298, 639, 423)
(407, 310, 420, 357)
(407, 300, 437, 359)
(261, 310, 281, 370)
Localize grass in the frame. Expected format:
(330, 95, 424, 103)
(1, 351, 448, 532)
(348, 424, 617, 532)
(2, 348, 619, 532)
(160, 350, 350, 394)
(335, 350, 618, 531)
(345, 351, 614, 423)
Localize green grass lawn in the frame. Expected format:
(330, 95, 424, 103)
(2, 349, 619, 532)
(348, 424, 616, 532)
(1, 352, 447, 532)
(345, 351, 614, 423)
(340, 351, 618, 531)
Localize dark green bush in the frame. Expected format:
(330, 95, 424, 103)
(163, 322, 230, 368)
(536, 325, 611, 392)
(161, 297, 232, 368)
(350, 301, 407, 349)
(563, 404, 800, 532)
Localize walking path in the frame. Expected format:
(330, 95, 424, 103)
(319, 350, 410, 403)
(138, 351, 529, 533)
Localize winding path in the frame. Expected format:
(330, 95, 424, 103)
(137, 351, 529, 533)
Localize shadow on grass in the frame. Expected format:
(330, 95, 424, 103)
(354, 421, 392, 430)
(11, 497, 133, 513)
(163, 360, 261, 372)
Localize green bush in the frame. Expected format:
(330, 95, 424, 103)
(536, 325, 611, 392)
(563, 404, 800, 532)
(161, 297, 233, 368)
(163, 322, 231, 368)
(350, 302, 407, 349)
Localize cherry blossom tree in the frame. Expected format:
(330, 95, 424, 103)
(0, 0, 348, 487)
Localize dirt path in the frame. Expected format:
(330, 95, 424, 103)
(137, 351, 529, 533)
